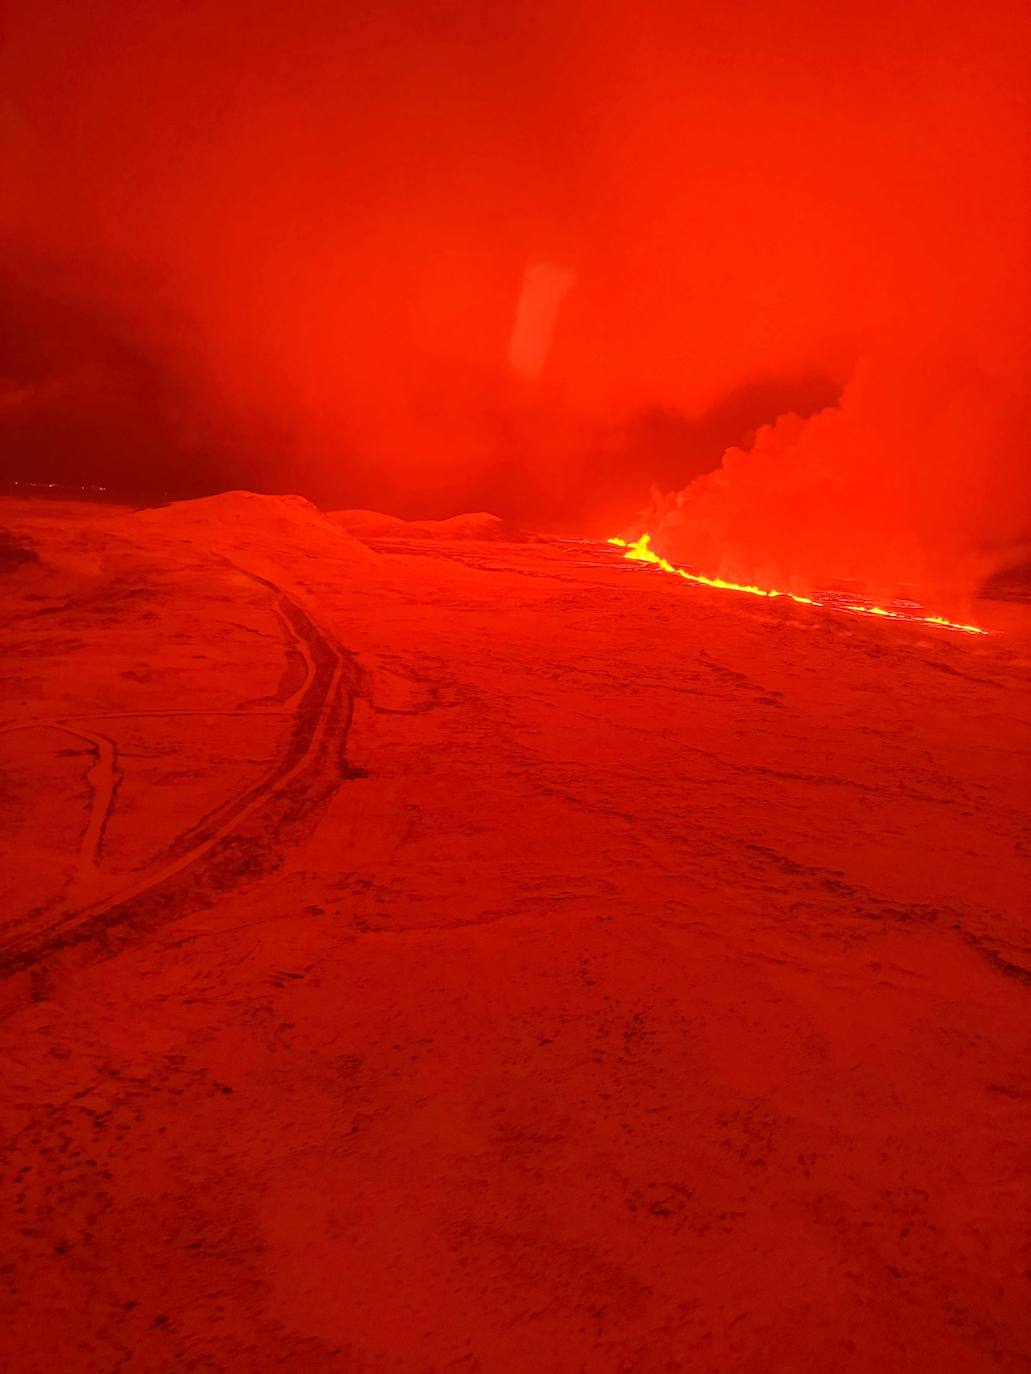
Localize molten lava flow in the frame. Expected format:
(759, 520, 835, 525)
(608, 535, 988, 636)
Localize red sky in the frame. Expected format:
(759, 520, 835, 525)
(1, 0, 1028, 566)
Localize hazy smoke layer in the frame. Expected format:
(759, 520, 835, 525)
(1, 0, 1028, 570)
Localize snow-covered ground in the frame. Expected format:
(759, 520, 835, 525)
(1, 493, 1029, 1372)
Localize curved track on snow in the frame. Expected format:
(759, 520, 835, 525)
(0, 567, 361, 981)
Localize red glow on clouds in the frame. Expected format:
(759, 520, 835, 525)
(1, 0, 1028, 589)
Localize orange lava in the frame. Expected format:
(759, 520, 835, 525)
(608, 535, 988, 636)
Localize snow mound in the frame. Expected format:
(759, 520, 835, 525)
(328, 508, 527, 542)
(126, 491, 373, 559)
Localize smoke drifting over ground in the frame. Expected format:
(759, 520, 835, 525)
(2, 1, 1028, 581)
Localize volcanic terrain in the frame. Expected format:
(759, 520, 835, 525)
(1, 493, 1029, 1372)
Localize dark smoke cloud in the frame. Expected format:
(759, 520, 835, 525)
(1, 0, 1027, 580)
(0, 242, 289, 496)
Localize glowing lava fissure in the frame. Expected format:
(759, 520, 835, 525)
(607, 535, 988, 636)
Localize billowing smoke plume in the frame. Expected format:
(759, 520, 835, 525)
(638, 346, 1030, 603)
(611, 2, 1031, 599)
(1, 0, 1027, 569)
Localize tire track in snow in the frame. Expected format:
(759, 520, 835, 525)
(0, 567, 362, 981)
(59, 724, 120, 883)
